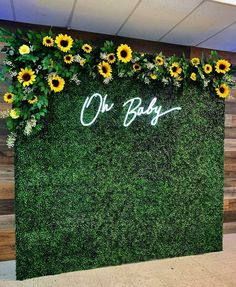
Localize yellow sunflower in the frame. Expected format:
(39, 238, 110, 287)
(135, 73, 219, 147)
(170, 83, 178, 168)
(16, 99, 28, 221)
(19, 44, 30, 55)
(55, 34, 73, 53)
(190, 72, 197, 81)
(215, 59, 231, 74)
(169, 62, 182, 78)
(155, 56, 164, 66)
(133, 63, 141, 72)
(150, 73, 157, 80)
(48, 75, 65, 93)
(79, 59, 86, 67)
(28, 95, 38, 104)
(191, 57, 200, 66)
(43, 36, 54, 47)
(107, 53, 116, 64)
(64, 54, 74, 64)
(4, 92, 14, 104)
(17, 68, 36, 87)
(215, 83, 230, 98)
(10, 109, 19, 119)
(204, 64, 212, 74)
(98, 61, 112, 78)
(117, 44, 132, 63)
(82, 44, 92, 53)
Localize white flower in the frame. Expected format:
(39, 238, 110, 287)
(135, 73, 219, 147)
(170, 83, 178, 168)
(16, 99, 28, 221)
(144, 78, 150, 84)
(70, 74, 81, 85)
(204, 79, 210, 87)
(74, 54, 82, 62)
(162, 78, 169, 85)
(100, 52, 107, 60)
(131, 56, 140, 63)
(23, 116, 37, 136)
(6, 132, 17, 148)
(173, 79, 181, 88)
(118, 72, 124, 78)
(0, 110, 10, 119)
(103, 76, 113, 84)
(146, 62, 155, 70)
(37, 65, 42, 70)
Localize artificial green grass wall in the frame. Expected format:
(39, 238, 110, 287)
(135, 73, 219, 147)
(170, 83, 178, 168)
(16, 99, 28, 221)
(15, 76, 224, 280)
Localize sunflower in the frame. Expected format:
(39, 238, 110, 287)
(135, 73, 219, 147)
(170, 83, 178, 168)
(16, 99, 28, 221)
(4, 92, 14, 104)
(98, 61, 112, 78)
(55, 34, 73, 53)
(150, 73, 157, 80)
(117, 44, 132, 63)
(107, 53, 116, 64)
(82, 44, 92, 53)
(169, 62, 182, 78)
(28, 95, 38, 104)
(10, 109, 19, 119)
(48, 75, 65, 93)
(43, 36, 54, 47)
(191, 57, 200, 66)
(190, 72, 197, 81)
(155, 56, 164, 66)
(79, 59, 86, 67)
(204, 64, 212, 74)
(215, 59, 231, 74)
(133, 63, 141, 72)
(64, 54, 74, 64)
(17, 68, 36, 87)
(19, 44, 30, 55)
(215, 83, 230, 98)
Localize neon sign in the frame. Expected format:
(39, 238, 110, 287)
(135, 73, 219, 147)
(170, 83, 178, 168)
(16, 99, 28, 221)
(80, 93, 181, 127)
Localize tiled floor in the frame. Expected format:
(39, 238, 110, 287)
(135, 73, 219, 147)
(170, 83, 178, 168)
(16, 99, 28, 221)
(0, 233, 236, 287)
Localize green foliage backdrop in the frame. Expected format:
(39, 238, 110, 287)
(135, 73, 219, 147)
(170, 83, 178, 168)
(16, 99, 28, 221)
(15, 76, 224, 280)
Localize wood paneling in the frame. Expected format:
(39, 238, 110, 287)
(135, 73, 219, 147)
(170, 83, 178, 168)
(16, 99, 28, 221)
(0, 229, 15, 261)
(0, 23, 236, 261)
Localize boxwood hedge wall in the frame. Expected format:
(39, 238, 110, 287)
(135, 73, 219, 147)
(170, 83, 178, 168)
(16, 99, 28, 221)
(15, 76, 224, 280)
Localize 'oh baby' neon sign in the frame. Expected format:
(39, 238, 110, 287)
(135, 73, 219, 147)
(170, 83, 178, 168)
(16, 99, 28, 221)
(80, 93, 181, 127)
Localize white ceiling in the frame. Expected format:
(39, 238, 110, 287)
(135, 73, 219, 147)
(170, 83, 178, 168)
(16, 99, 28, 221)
(0, 0, 236, 52)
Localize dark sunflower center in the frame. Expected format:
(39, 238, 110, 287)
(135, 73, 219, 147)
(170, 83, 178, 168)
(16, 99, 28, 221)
(46, 39, 51, 43)
(121, 50, 127, 58)
(102, 66, 107, 73)
(66, 56, 71, 60)
(52, 79, 59, 87)
(135, 65, 139, 69)
(219, 64, 225, 70)
(7, 95, 12, 99)
(220, 87, 225, 93)
(172, 67, 177, 72)
(60, 40, 68, 47)
(109, 55, 114, 60)
(206, 66, 210, 70)
(23, 73, 31, 81)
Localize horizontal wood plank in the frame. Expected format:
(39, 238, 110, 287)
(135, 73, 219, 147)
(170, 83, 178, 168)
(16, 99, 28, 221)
(0, 180, 14, 200)
(224, 198, 236, 212)
(223, 222, 236, 234)
(0, 228, 15, 261)
(224, 211, 236, 223)
(0, 199, 14, 215)
(0, 214, 15, 229)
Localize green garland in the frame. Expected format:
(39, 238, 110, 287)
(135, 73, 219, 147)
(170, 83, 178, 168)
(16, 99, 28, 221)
(0, 28, 234, 147)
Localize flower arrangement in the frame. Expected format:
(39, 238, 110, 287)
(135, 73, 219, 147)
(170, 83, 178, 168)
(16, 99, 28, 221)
(0, 28, 235, 147)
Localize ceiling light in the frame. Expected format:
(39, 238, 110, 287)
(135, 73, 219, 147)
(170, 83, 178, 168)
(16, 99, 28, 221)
(211, 0, 236, 5)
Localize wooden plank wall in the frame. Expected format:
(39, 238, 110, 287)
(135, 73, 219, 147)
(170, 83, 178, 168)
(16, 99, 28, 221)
(0, 23, 236, 261)
(191, 48, 236, 234)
